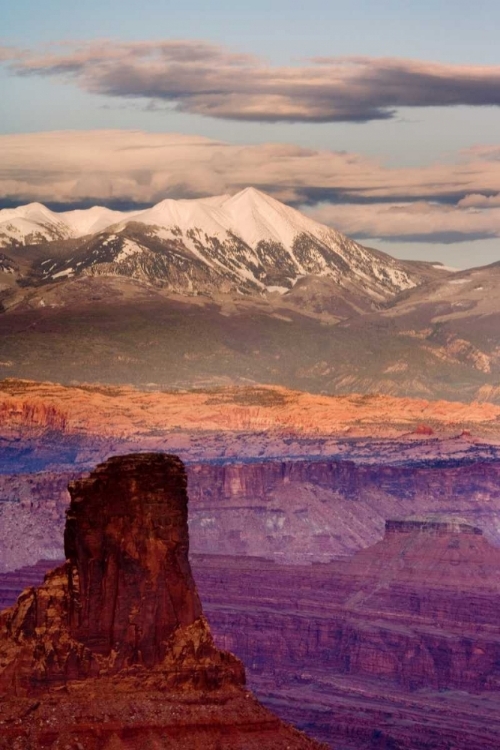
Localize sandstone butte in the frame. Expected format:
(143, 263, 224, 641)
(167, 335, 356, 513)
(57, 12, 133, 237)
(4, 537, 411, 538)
(0, 453, 325, 750)
(2, 379, 500, 440)
(195, 516, 500, 749)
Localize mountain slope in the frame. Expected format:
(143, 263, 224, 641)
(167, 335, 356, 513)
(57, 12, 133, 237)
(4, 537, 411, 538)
(0, 202, 82, 246)
(0, 274, 497, 401)
(0, 188, 438, 302)
(3, 191, 498, 401)
(336, 260, 500, 395)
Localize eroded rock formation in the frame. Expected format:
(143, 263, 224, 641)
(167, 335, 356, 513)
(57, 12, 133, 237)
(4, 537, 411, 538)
(5, 454, 500, 573)
(0, 453, 324, 749)
(3, 379, 500, 441)
(5, 515, 500, 748)
(192, 518, 500, 748)
(64, 454, 203, 671)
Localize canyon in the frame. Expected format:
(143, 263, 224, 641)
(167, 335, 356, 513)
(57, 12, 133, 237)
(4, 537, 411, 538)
(2, 380, 500, 572)
(3, 443, 500, 572)
(0, 452, 324, 749)
(193, 516, 500, 748)
(4, 515, 500, 748)
(2, 381, 500, 747)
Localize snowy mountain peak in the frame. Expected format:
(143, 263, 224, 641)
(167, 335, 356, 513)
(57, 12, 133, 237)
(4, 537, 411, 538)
(0, 189, 335, 248)
(59, 206, 128, 236)
(222, 187, 321, 250)
(1, 189, 423, 300)
(225, 186, 275, 207)
(8, 202, 50, 215)
(0, 202, 72, 247)
(1, 202, 60, 224)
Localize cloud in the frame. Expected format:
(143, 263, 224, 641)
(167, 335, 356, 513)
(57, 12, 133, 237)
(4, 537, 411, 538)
(306, 200, 500, 243)
(3, 129, 500, 244)
(458, 193, 500, 208)
(3, 40, 500, 122)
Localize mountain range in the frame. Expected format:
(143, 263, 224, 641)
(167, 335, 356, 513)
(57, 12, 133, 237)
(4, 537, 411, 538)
(0, 188, 499, 402)
(0, 187, 444, 299)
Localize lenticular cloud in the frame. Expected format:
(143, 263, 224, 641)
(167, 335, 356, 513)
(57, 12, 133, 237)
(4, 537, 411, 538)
(3, 40, 500, 123)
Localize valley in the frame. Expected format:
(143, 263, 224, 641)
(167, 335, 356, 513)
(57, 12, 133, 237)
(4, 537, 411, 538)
(4, 519, 500, 749)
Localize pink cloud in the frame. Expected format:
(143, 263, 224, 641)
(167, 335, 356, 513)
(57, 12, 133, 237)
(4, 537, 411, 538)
(2, 130, 500, 243)
(3, 41, 500, 123)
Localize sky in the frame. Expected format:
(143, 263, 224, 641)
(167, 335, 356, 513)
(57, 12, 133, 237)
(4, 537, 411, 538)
(2, 0, 500, 267)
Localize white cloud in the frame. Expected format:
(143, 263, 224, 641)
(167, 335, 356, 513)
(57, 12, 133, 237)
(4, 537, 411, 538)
(307, 200, 500, 243)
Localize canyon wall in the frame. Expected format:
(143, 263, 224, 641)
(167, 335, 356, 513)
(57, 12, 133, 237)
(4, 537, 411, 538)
(5, 517, 500, 749)
(191, 519, 500, 748)
(3, 379, 500, 439)
(2, 456, 500, 571)
(0, 453, 324, 750)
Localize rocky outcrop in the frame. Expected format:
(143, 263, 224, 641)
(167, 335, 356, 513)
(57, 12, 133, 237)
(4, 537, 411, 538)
(191, 518, 500, 748)
(64, 454, 203, 671)
(0, 453, 324, 749)
(4, 515, 500, 748)
(3, 379, 500, 440)
(5, 452, 500, 572)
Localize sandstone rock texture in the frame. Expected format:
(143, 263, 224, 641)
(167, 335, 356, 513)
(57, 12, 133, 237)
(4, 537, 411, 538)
(3, 379, 500, 441)
(5, 518, 500, 748)
(4, 379, 500, 569)
(0, 453, 324, 750)
(3, 378, 500, 574)
(5, 454, 500, 573)
(192, 518, 500, 749)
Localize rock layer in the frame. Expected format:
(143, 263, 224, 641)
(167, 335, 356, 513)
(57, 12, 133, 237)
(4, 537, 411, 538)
(3, 379, 500, 438)
(5, 517, 500, 748)
(191, 518, 500, 748)
(5, 451, 500, 573)
(65, 454, 202, 668)
(0, 453, 323, 749)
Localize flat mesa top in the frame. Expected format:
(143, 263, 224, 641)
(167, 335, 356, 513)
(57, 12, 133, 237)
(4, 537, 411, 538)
(385, 515, 483, 535)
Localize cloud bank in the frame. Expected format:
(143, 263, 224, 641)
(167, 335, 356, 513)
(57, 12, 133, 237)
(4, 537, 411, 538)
(2, 130, 500, 245)
(307, 201, 500, 244)
(4, 40, 500, 122)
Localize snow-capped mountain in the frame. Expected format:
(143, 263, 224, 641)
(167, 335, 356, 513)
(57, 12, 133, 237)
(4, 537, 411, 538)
(0, 203, 72, 247)
(0, 188, 427, 300)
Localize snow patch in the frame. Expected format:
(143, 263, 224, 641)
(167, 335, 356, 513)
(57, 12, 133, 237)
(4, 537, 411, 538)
(60, 206, 131, 235)
(266, 285, 289, 294)
(5, 189, 423, 298)
(115, 239, 142, 262)
(52, 268, 74, 279)
(433, 264, 459, 272)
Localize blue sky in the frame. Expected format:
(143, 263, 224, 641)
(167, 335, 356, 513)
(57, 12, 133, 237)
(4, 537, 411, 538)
(4, 0, 500, 62)
(2, 0, 500, 266)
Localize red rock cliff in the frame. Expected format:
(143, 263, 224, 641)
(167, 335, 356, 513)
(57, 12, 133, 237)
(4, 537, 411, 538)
(0, 453, 324, 750)
(64, 454, 202, 668)
(192, 517, 500, 748)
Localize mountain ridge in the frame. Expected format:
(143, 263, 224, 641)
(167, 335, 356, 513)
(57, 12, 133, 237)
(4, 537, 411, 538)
(2, 189, 499, 402)
(0, 187, 444, 300)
